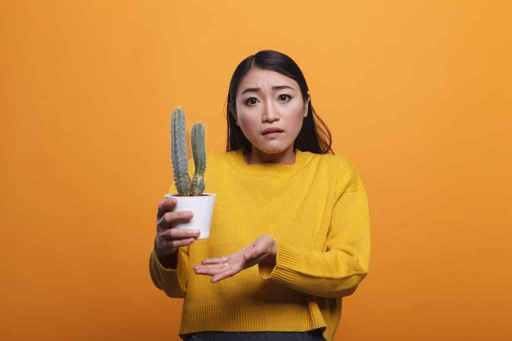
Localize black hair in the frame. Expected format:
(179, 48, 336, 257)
(225, 49, 334, 155)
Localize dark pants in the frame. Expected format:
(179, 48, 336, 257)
(181, 328, 325, 341)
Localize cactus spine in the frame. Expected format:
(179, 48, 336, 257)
(171, 106, 206, 196)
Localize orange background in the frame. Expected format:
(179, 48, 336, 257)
(2, 1, 511, 340)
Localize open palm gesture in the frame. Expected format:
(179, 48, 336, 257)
(193, 235, 276, 283)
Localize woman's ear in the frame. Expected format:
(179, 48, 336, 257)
(232, 110, 239, 126)
(229, 101, 239, 125)
(304, 96, 310, 117)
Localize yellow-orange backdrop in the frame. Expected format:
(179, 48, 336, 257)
(2, 1, 511, 340)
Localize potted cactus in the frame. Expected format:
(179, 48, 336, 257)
(164, 106, 216, 240)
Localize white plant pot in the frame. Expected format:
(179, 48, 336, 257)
(164, 192, 216, 240)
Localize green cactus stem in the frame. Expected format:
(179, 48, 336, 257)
(170, 106, 206, 196)
(191, 123, 206, 195)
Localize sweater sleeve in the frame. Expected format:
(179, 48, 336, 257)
(148, 173, 194, 299)
(258, 158, 371, 298)
(149, 240, 190, 298)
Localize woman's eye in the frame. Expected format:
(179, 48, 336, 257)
(278, 94, 292, 102)
(245, 97, 258, 106)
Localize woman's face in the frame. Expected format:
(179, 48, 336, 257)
(234, 67, 308, 161)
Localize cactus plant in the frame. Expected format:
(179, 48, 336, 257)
(170, 106, 206, 196)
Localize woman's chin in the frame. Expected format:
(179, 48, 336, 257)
(254, 143, 291, 155)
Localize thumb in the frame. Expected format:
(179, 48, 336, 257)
(243, 244, 257, 260)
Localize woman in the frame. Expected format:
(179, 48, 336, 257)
(150, 50, 371, 341)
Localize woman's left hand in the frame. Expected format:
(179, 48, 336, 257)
(193, 235, 277, 283)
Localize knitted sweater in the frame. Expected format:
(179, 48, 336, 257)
(149, 149, 371, 341)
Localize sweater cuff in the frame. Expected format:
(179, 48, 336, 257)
(258, 240, 306, 283)
(151, 249, 187, 295)
(152, 249, 177, 271)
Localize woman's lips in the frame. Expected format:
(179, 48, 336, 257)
(262, 128, 284, 135)
(262, 131, 283, 138)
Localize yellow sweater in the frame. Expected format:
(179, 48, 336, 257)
(149, 149, 371, 341)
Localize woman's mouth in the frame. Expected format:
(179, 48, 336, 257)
(262, 131, 283, 138)
(262, 128, 284, 136)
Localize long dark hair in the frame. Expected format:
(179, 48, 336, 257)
(226, 50, 334, 155)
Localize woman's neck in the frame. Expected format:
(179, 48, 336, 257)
(243, 147, 296, 165)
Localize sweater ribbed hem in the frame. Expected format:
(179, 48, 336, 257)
(179, 301, 326, 336)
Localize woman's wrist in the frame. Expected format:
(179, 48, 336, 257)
(260, 240, 277, 267)
(154, 239, 178, 269)
(159, 252, 178, 269)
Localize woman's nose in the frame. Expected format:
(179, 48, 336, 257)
(261, 100, 279, 122)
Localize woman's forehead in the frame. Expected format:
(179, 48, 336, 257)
(238, 68, 299, 94)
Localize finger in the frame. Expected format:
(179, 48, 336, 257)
(157, 211, 193, 231)
(155, 236, 195, 254)
(194, 263, 229, 275)
(168, 238, 196, 248)
(201, 256, 229, 265)
(157, 197, 177, 221)
(212, 268, 238, 283)
(195, 262, 229, 273)
(160, 228, 200, 241)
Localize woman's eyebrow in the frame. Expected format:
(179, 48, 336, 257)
(240, 85, 295, 95)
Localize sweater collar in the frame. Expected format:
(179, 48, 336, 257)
(226, 149, 313, 176)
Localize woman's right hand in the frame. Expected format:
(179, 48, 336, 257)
(155, 197, 200, 259)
